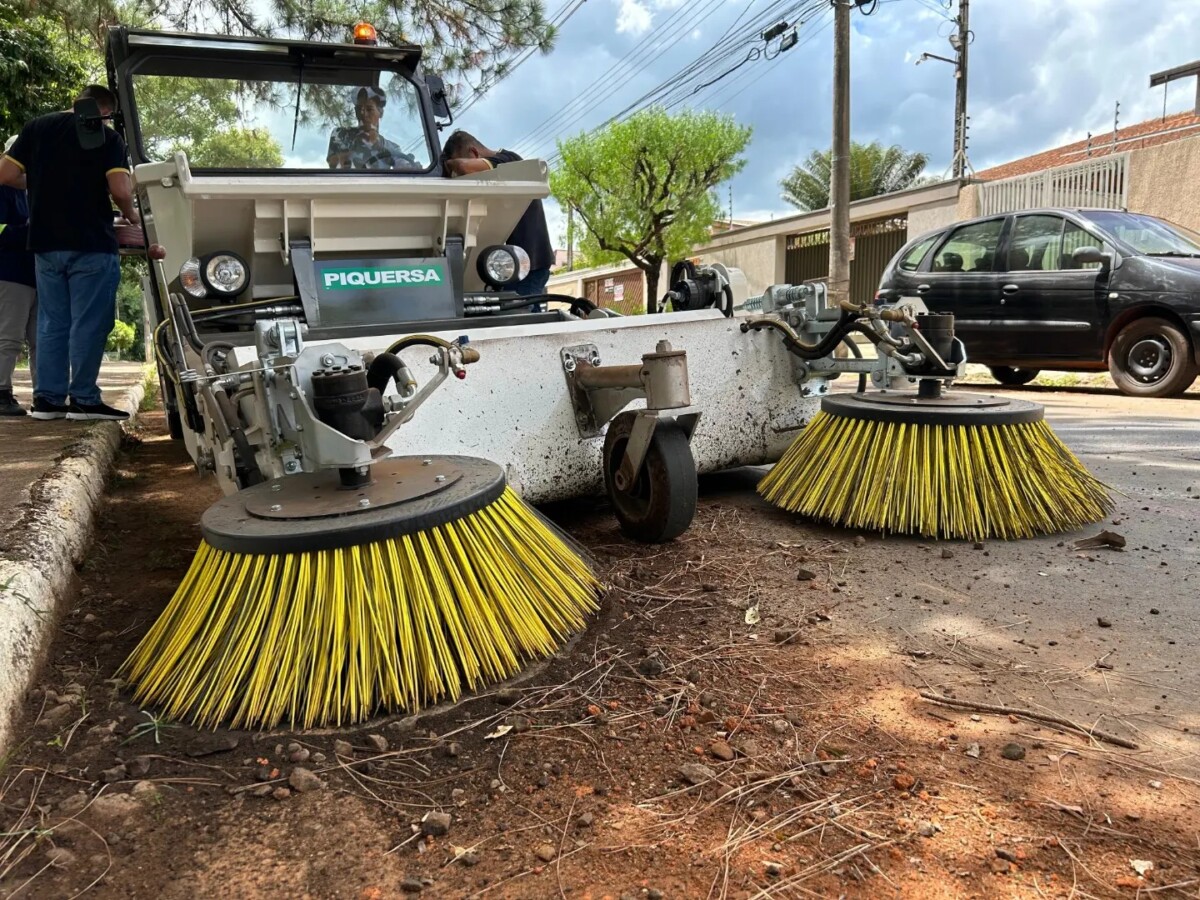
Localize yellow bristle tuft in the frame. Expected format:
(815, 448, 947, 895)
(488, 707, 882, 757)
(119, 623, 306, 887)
(120, 487, 600, 730)
(758, 410, 1112, 541)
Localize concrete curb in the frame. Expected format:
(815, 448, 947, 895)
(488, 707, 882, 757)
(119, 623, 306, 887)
(0, 377, 146, 751)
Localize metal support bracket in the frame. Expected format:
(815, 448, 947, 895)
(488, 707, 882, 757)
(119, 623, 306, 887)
(562, 339, 698, 487)
(561, 340, 692, 436)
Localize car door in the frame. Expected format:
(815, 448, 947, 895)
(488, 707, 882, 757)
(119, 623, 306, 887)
(918, 217, 1010, 360)
(997, 214, 1106, 362)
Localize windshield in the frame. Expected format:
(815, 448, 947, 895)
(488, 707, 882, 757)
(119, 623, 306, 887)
(1081, 211, 1200, 257)
(131, 68, 432, 171)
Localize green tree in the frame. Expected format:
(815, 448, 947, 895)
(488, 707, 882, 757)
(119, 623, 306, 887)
(0, 4, 93, 137)
(551, 108, 751, 312)
(13, 0, 556, 93)
(190, 127, 284, 167)
(781, 141, 931, 212)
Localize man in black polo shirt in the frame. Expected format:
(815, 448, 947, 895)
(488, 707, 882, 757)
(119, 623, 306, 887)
(441, 131, 554, 301)
(0, 85, 140, 421)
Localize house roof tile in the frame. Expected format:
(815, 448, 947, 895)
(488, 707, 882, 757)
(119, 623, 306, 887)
(976, 111, 1200, 181)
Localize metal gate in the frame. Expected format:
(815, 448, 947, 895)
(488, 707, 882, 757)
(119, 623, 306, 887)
(979, 153, 1129, 215)
(784, 215, 909, 307)
(583, 269, 645, 315)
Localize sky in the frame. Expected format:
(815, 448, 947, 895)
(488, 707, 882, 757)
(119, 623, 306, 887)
(448, 0, 1200, 248)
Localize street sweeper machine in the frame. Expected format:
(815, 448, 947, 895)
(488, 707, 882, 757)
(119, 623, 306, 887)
(105, 25, 1111, 730)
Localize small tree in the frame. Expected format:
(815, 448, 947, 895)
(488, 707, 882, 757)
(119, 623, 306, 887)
(552, 108, 751, 312)
(781, 141, 930, 211)
(106, 320, 136, 356)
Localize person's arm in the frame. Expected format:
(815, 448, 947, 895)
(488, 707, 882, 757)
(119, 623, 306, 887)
(0, 156, 25, 190)
(327, 129, 351, 169)
(107, 170, 140, 226)
(103, 131, 139, 225)
(444, 157, 493, 177)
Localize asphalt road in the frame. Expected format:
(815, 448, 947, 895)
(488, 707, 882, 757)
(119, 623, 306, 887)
(865, 385, 1200, 769)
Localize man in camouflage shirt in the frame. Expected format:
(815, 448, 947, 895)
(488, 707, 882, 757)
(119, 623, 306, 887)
(327, 87, 418, 171)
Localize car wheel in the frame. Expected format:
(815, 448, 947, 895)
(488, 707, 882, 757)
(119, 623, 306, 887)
(1108, 317, 1197, 397)
(988, 366, 1040, 386)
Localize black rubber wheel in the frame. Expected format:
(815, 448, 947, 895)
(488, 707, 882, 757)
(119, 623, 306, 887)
(988, 365, 1040, 386)
(160, 374, 184, 440)
(1108, 317, 1197, 397)
(602, 412, 697, 544)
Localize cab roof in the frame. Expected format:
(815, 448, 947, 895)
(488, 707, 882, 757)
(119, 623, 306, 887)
(107, 25, 423, 77)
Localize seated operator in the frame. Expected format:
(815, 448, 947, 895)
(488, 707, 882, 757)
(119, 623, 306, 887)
(326, 86, 418, 171)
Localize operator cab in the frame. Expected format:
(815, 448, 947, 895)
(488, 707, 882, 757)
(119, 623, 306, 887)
(104, 25, 598, 350)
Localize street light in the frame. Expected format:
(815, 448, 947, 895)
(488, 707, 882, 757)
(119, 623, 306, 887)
(915, 51, 956, 67)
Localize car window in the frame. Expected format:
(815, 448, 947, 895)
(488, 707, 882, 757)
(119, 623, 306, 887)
(1008, 215, 1064, 271)
(1062, 222, 1114, 270)
(1080, 211, 1200, 256)
(932, 219, 1004, 273)
(898, 235, 939, 272)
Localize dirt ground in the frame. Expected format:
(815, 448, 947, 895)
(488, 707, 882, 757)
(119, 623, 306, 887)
(1, 412, 1197, 899)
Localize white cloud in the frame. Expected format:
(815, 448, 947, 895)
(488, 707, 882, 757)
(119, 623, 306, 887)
(462, 0, 1200, 235)
(615, 0, 652, 35)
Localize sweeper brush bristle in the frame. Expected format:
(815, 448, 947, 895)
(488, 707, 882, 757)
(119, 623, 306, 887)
(121, 464, 601, 730)
(759, 395, 1111, 541)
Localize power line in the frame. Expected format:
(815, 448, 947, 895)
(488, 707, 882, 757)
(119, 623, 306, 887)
(454, 0, 588, 120)
(541, 0, 822, 151)
(912, 0, 954, 20)
(507, 0, 717, 154)
(706, 10, 833, 112)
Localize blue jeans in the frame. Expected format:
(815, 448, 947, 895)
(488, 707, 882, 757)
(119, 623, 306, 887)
(514, 267, 551, 312)
(34, 252, 120, 406)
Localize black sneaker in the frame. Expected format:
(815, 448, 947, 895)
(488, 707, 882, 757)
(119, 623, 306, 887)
(66, 401, 129, 422)
(30, 397, 70, 420)
(0, 390, 25, 417)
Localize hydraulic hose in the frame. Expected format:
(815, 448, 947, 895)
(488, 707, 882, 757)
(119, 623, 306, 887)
(385, 334, 460, 355)
(213, 390, 264, 486)
(366, 352, 416, 396)
(840, 335, 866, 393)
(384, 334, 480, 365)
(740, 308, 860, 361)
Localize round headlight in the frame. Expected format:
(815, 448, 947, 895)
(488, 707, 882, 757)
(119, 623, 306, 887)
(477, 244, 531, 289)
(178, 257, 206, 298)
(201, 252, 249, 298)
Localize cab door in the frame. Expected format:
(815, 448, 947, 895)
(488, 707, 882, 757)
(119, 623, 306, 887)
(918, 216, 1011, 361)
(997, 214, 1106, 362)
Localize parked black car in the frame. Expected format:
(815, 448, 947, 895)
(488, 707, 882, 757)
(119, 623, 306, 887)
(876, 208, 1200, 397)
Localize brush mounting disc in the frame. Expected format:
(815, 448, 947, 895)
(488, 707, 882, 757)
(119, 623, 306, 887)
(244, 458, 464, 520)
(202, 456, 506, 554)
(821, 392, 1043, 427)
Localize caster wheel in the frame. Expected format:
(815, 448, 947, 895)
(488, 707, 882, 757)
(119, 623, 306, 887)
(602, 411, 697, 543)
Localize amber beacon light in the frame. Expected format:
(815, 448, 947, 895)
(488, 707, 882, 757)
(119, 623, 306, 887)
(352, 21, 378, 44)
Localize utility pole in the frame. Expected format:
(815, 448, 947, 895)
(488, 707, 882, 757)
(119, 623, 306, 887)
(951, 0, 969, 178)
(829, 0, 852, 309)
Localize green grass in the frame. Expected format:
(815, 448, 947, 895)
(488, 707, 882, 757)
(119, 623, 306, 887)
(139, 364, 160, 413)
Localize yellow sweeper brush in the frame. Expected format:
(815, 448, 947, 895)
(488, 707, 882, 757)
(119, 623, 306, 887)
(758, 384, 1112, 541)
(121, 456, 601, 729)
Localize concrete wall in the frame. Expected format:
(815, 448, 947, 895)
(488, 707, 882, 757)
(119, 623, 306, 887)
(694, 236, 785, 298)
(956, 183, 981, 222)
(546, 180, 964, 301)
(1127, 136, 1200, 231)
(908, 196, 962, 240)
